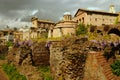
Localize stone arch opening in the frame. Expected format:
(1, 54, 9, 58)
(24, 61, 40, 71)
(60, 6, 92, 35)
(89, 26, 96, 32)
(103, 25, 110, 32)
(108, 28, 120, 36)
(97, 30, 103, 35)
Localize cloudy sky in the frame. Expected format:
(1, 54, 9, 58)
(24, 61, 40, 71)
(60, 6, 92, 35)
(0, 0, 120, 29)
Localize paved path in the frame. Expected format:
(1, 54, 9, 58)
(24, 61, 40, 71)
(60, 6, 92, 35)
(0, 68, 8, 80)
(0, 60, 8, 80)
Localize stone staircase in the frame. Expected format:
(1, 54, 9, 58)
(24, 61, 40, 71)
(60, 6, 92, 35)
(95, 52, 119, 80)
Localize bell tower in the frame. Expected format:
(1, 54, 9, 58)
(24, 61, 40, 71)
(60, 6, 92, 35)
(63, 12, 72, 21)
(109, 5, 115, 13)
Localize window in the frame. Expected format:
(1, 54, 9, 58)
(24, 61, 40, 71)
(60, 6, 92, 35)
(77, 20, 78, 22)
(103, 19, 104, 21)
(95, 18, 97, 21)
(90, 18, 91, 21)
(79, 19, 81, 22)
(82, 17, 84, 23)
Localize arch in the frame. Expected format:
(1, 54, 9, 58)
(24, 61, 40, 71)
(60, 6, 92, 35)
(90, 26, 97, 32)
(108, 28, 120, 36)
(103, 25, 110, 32)
(97, 30, 103, 35)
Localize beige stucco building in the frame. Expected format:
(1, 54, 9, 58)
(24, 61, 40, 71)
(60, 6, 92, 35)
(0, 29, 14, 43)
(31, 17, 55, 38)
(73, 8, 119, 26)
(48, 14, 77, 38)
(31, 17, 54, 28)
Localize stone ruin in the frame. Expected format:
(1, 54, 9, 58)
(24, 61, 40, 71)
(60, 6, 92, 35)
(32, 42, 50, 66)
(0, 45, 8, 60)
(6, 41, 50, 80)
(5, 36, 120, 80)
(50, 37, 90, 80)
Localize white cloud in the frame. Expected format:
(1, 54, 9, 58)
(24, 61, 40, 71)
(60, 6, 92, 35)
(64, 12, 71, 15)
(31, 10, 39, 15)
(0, 0, 120, 29)
(87, 7, 101, 10)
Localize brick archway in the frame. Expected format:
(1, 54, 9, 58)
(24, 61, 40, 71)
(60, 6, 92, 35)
(108, 28, 120, 36)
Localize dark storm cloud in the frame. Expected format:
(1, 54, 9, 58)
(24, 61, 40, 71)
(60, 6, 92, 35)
(0, 0, 120, 28)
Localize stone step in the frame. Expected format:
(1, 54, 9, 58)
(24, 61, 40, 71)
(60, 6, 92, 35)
(99, 60, 107, 63)
(100, 63, 109, 66)
(104, 70, 112, 75)
(107, 75, 115, 80)
(106, 73, 115, 80)
(102, 64, 110, 67)
(96, 56, 104, 59)
(95, 54, 103, 57)
(103, 66, 111, 70)
(97, 58, 106, 62)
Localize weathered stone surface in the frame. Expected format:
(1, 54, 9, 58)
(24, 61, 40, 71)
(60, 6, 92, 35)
(50, 37, 89, 80)
(7, 47, 42, 80)
(7, 41, 50, 66)
(0, 45, 8, 59)
(83, 52, 107, 80)
(7, 46, 33, 66)
(32, 42, 50, 66)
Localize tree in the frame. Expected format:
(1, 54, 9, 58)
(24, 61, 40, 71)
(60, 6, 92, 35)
(76, 23, 87, 36)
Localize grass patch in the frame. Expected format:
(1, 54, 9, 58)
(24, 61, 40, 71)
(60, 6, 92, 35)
(38, 66, 53, 80)
(2, 64, 27, 80)
(0, 54, 6, 60)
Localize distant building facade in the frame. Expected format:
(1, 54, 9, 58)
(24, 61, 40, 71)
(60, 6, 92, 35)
(0, 29, 14, 44)
(31, 17, 55, 38)
(73, 8, 119, 26)
(48, 13, 77, 38)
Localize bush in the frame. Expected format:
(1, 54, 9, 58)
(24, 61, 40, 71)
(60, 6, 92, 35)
(2, 64, 27, 80)
(111, 60, 120, 76)
(0, 54, 6, 60)
(38, 66, 53, 80)
(6, 41, 13, 47)
(103, 46, 112, 61)
(76, 23, 87, 36)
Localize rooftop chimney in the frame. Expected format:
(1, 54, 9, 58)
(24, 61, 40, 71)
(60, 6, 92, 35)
(109, 5, 115, 13)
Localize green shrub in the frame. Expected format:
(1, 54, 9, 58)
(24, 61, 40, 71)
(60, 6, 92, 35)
(76, 23, 87, 36)
(2, 64, 27, 80)
(38, 66, 53, 80)
(6, 41, 13, 47)
(0, 54, 6, 60)
(111, 60, 120, 76)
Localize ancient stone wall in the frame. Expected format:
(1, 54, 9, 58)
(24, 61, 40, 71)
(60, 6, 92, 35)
(6, 41, 50, 80)
(7, 41, 50, 66)
(32, 42, 50, 66)
(50, 37, 120, 80)
(50, 37, 89, 80)
(0, 45, 8, 54)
